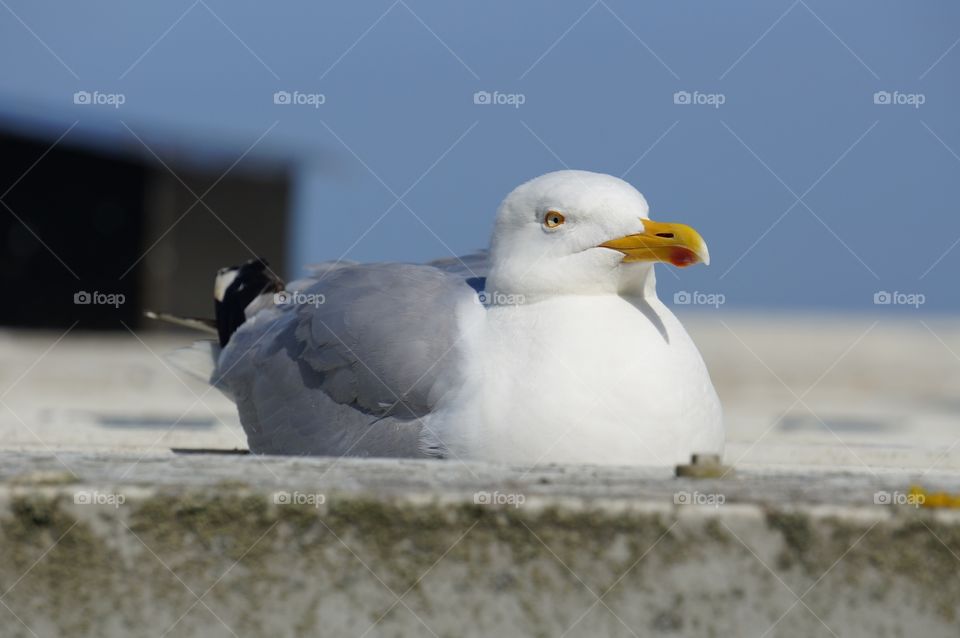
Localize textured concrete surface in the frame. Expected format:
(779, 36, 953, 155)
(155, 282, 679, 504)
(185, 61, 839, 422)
(2, 452, 960, 637)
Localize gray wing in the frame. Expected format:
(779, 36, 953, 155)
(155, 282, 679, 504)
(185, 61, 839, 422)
(426, 250, 488, 277)
(216, 257, 486, 457)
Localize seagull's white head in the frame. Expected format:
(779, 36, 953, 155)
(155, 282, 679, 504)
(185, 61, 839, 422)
(486, 170, 709, 299)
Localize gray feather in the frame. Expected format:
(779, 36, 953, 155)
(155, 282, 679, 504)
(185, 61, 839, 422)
(215, 255, 488, 457)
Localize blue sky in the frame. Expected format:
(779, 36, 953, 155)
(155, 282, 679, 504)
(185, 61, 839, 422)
(1, 0, 958, 312)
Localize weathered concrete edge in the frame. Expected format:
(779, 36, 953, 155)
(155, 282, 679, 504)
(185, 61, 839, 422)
(2, 479, 960, 637)
(3, 452, 960, 637)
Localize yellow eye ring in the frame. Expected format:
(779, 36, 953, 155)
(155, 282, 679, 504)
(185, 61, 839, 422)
(544, 211, 565, 228)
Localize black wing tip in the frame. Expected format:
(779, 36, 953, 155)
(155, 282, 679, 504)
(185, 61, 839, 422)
(215, 256, 285, 348)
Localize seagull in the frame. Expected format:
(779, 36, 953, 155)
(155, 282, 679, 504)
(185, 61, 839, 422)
(168, 170, 723, 466)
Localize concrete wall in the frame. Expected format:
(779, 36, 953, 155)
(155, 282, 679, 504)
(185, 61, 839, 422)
(2, 453, 959, 637)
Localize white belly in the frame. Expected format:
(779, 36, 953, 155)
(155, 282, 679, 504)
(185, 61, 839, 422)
(430, 294, 723, 466)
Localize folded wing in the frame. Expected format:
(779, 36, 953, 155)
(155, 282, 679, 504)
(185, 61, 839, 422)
(216, 255, 487, 457)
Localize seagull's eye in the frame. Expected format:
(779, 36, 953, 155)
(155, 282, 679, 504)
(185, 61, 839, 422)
(544, 211, 565, 228)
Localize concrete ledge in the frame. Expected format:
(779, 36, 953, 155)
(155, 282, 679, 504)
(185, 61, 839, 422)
(2, 452, 960, 637)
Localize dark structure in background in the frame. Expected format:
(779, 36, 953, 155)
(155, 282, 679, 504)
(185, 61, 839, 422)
(1, 132, 146, 329)
(0, 126, 290, 330)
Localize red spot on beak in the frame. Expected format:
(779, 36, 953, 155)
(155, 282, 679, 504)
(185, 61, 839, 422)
(668, 247, 698, 267)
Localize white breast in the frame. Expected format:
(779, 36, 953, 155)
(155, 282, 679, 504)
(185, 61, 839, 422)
(429, 294, 723, 466)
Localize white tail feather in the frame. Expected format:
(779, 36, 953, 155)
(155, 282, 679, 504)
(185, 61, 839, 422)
(145, 311, 217, 334)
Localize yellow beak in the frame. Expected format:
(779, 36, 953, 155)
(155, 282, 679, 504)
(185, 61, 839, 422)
(598, 219, 710, 268)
